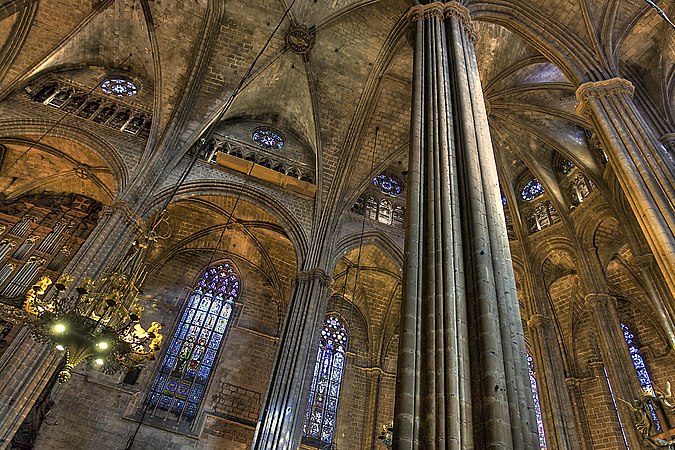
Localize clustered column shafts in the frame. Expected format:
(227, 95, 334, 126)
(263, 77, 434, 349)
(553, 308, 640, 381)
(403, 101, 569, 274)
(0, 329, 60, 449)
(584, 293, 645, 449)
(251, 268, 331, 450)
(0, 200, 144, 450)
(394, 2, 537, 449)
(576, 78, 675, 301)
(527, 313, 583, 450)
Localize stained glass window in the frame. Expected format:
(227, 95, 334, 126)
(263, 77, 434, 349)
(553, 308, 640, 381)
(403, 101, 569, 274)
(101, 77, 138, 97)
(527, 351, 548, 449)
(521, 178, 545, 201)
(561, 159, 575, 174)
(147, 264, 239, 425)
(621, 323, 661, 432)
(252, 127, 285, 150)
(372, 174, 401, 197)
(303, 315, 348, 445)
(604, 366, 630, 449)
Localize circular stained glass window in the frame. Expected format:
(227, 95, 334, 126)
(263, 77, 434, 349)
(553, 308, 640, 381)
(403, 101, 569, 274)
(373, 174, 402, 197)
(252, 127, 285, 150)
(101, 77, 138, 97)
(521, 178, 545, 201)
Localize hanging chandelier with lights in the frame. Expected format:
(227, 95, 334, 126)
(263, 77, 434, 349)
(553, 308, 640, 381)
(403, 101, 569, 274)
(20, 227, 164, 383)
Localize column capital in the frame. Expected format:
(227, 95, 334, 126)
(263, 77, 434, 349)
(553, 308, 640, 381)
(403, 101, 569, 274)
(576, 78, 635, 102)
(297, 268, 332, 287)
(406, 2, 477, 43)
(584, 292, 615, 310)
(576, 78, 634, 117)
(527, 314, 551, 330)
(101, 201, 145, 233)
(632, 252, 657, 269)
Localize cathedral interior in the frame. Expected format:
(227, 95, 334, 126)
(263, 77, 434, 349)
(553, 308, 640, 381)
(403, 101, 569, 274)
(0, 0, 673, 449)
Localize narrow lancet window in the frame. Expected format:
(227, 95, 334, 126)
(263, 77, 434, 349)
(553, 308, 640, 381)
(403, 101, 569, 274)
(621, 323, 661, 432)
(303, 315, 348, 446)
(147, 264, 239, 426)
(527, 350, 548, 449)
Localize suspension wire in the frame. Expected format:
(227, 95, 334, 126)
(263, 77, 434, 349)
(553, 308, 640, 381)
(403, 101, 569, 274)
(124, 0, 299, 447)
(146, 0, 299, 234)
(644, 0, 675, 29)
(347, 126, 379, 343)
(0, 54, 134, 178)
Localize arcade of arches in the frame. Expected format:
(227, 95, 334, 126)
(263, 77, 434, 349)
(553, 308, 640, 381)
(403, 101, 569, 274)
(0, 0, 673, 449)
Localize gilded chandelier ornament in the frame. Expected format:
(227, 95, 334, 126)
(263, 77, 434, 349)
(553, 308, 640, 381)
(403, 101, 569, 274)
(20, 230, 164, 383)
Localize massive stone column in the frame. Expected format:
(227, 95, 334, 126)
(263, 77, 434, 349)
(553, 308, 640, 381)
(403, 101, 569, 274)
(251, 268, 331, 450)
(583, 293, 644, 448)
(393, 2, 537, 449)
(0, 329, 60, 450)
(576, 79, 675, 299)
(577, 248, 644, 448)
(527, 314, 582, 450)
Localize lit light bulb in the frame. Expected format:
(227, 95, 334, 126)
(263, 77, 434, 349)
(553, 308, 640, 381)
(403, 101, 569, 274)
(53, 323, 66, 334)
(97, 342, 109, 350)
(55, 344, 65, 351)
(94, 358, 104, 366)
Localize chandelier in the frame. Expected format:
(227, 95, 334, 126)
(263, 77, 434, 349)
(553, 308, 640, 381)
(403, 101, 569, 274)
(20, 227, 164, 383)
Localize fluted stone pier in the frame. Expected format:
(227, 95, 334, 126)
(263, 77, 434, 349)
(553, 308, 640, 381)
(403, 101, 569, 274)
(394, 2, 537, 449)
(576, 79, 675, 300)
(251, 268, 331, 450)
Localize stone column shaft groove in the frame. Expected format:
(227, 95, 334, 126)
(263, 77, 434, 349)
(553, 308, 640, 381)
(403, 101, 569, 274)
(251, 268, 331, 450)
(394, 3, 537, 449)
(576, 78, 675, 299)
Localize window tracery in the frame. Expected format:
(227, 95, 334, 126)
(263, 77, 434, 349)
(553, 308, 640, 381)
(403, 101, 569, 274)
(29, 78, 151, 139)
(193, 138, 316, 184)
(252, 127, 285, 150)
(526, 201, 560, 234)
(570, 173, 594, 206)
(521, 178, 545, 201)
(351, 191, 405, 228)
(147, 264, 239, 426)
(303, 315, 348, 446)
(621, 323, 661, 432)
(101, 77, 138, 97)
(372, 174, 402, 197)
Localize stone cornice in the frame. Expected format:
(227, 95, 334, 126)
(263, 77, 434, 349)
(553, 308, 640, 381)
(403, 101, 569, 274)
(406, 2, 477, 43)
(575, 78, 634, 117)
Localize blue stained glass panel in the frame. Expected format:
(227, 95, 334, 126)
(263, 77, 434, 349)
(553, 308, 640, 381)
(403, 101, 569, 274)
(185, 403, 198, 418)
(621, 323, 661, 432)
(302, 315, 348, 445)
(521, 178, 545, 201)
(372, 174, 402, 197)
(252, 127, 285, 150)
(147, 263, 238, 425)
(197, 366, 210, 384)
(527, 351, 548, 449)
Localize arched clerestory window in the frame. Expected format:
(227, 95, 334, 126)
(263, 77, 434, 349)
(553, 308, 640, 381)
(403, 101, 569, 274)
(302, 315, 348, 447)
(527, 350, 548, 449)
(146, 263, 239, 427)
